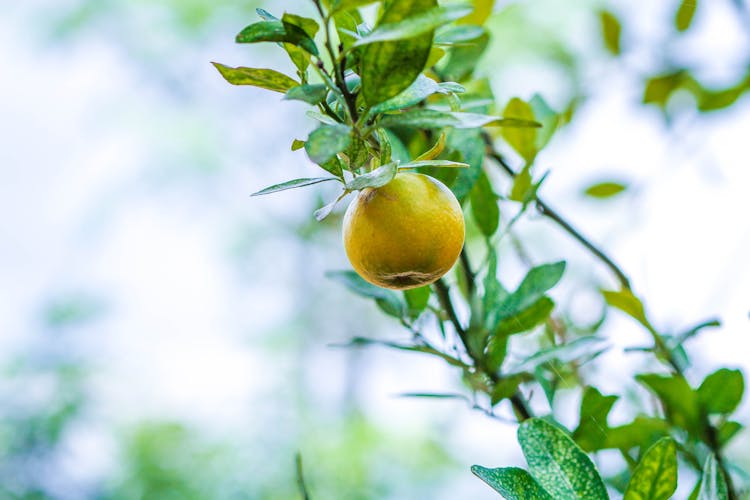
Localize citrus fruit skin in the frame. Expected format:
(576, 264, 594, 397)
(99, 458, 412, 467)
(342, 172, 465, 290)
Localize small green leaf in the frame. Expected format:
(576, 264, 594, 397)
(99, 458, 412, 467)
(518, 418, 609, 500)
(314, 190, 349, 221)
(435, 24, 486, 44)
(285, 84, 329, 105)
(305, 124, 352, 164)
(574, 386, 619, 452)
(489, 261, 566, 327)
(494, 297, 554, 337)
(643, 71, 689, 107)
(602, 288, 653, 331)
(623, 437, 678, 500)
(514, 336, 607, 372)
(698, 454, 728, 500)
(235, 20, 318, 56)
(336, 336, 467, 367)
(471, 466, 553, 500)
(697, 368, 744, 415)
(380, 108, 540, 129)
(604, 417, 670, 451)
(306, 110, 339, 125)
(251, 177, 339, 196)
(326, 271, 404, 317)
(346, 162, 398, 191)
(353, 4, 472, 46)
(637, 373, 704, 438)
(291, 139, 305, 151)
(470, 171, 499, 237)
(584, 181, 628, 199)
(400, 160, 468, 169)
(281, 13, 319, 38)
(360, 0, 437, 106)
(529, 94, 560, 151)
(371, 75, 440, 113)
(447, 128, 484, 201)
(441, 30, 489, 81)
(509, 164, 533, 202)
(320, 156, 345, 178)
(330, 0, 380, 15)
(457, 0, 495, 26)
(212, 63, 298, 93)
(490, 374, 527, 405)
(717, 421, 743, 447)
(501, 98, 538, 163)
(675, 0, 698, 32)
(404, 286, 431, 317)
(599, 10, 622, 55)
(415, 132, 447, 161)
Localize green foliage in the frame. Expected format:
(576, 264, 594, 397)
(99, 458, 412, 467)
(212, 63, 298, 92)
(251, 177, 339, 196)
(623, 438, 678, 500)
(474, 418, 608, 499)
(675, 0, 698, 32)
(573, 386, 618, 452)
(305, 124, 352, 164)
(697, 368, 744, 415)
(699, 454, 729, 500)
(500, 98, 538, 163)
(599, 10, 622, 55)
(584, 181, 628, 199)
(470, 171, 499, 237)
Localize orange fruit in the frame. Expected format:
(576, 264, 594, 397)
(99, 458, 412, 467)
(342, 172, 465, 290)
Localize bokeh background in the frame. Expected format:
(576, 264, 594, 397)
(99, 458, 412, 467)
(2, 0, 750, 498)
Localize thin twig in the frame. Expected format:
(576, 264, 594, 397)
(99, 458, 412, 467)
(295, 453, 311, 500)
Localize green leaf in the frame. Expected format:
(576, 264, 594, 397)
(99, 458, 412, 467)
(251, 177, 339, 196)
(330, 0, 380, 15)
(636, 373, 704, 438)
(326, 271, 404, 317)
(319, 156, 345, 179)
(675, 0, 698, 32)
(305, 124, 352, 164)
(346, 162, 398, 191)
(353, 4, 472, 46)
(518, 418, 609, 500)
(400, 160, 468, 169)
(489, 262, 565, 327)
(212, 63, 298, 93)
(602, 289, 653, 331)
(623, 437, 678, 500)
(416, 132, 447, 161)
(529, 93, 560, 151)
(513, 336, 607, 372)
(447, 128, 484, 201)
(284, 84, 329, 105)
(490, 374, 527, 405)
(336, 336, 467, 367)
(314, 190, 349, 221)
(584, 182, 628, 199)
(471, 466, 554, 500)
(371, 75, 440, 113)
(404, 286, 431, 317)
(291, 139, 306, 151)
(494, 297, 554, 337)
(643, 71, 689, 107)
(306, 110, 340, 125)
(235, 20, 318, 56)
(573, 387, 619, 452)
(435, 24, 486, 45)
(509, 164, 533, 202)
(470, 171, 499, 237)
(604, 417, 670, 451)
(697, 368, 744, 415)
(501, 98, 538, 163)
(717, 421, 743, 447)
(698, 454, 728, 500)
(599, 10, 622, 55)
(360, 0, 437, 106)
(440, 30, 489, 81)
(380, 108, 540, 129)
(281, 13, 319, 38)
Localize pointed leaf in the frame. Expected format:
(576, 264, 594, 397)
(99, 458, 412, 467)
(326, 271, 404, 317)
(470, 171, 499, 237)
(251, 177, 339, 196)
(584, 182, 628, 199)
(371, 75, 441, 113)
(697, 368, 744, 415)
(675, 0, 698, 32)
(400, 160, 468, 169)
(599, 10, 622, 55)
(637, 373, 704, 439)
(305, 124, 352, 164)
(380, 108, 540, 129)
(501, 98, 538, 163)
(212, 63, 298, 92)
(471, 466, 554, 500)
(404, 286, 431, 317)
(346, 162, 398, 190)
(698, 454, 728, 500)
(513, 336, 608, 372)
(574, 386, 619, 452)
(623, 437, 678, 500)
(602, 289, 653, 331)
(235, 20, 318, 55)
(518, 418, 609, 500)
(353, 5, 472, 46)
(285, 84, 329, 105)
(489, 262, 565, 327)
(360, 0, 437, 106)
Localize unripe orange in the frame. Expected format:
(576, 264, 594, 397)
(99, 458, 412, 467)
(342, 172, 465, 290)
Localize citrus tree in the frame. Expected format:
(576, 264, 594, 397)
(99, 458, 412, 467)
(214, 0, 748, 498)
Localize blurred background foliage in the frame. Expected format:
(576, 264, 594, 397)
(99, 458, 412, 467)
(1, 0, 749, 498)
